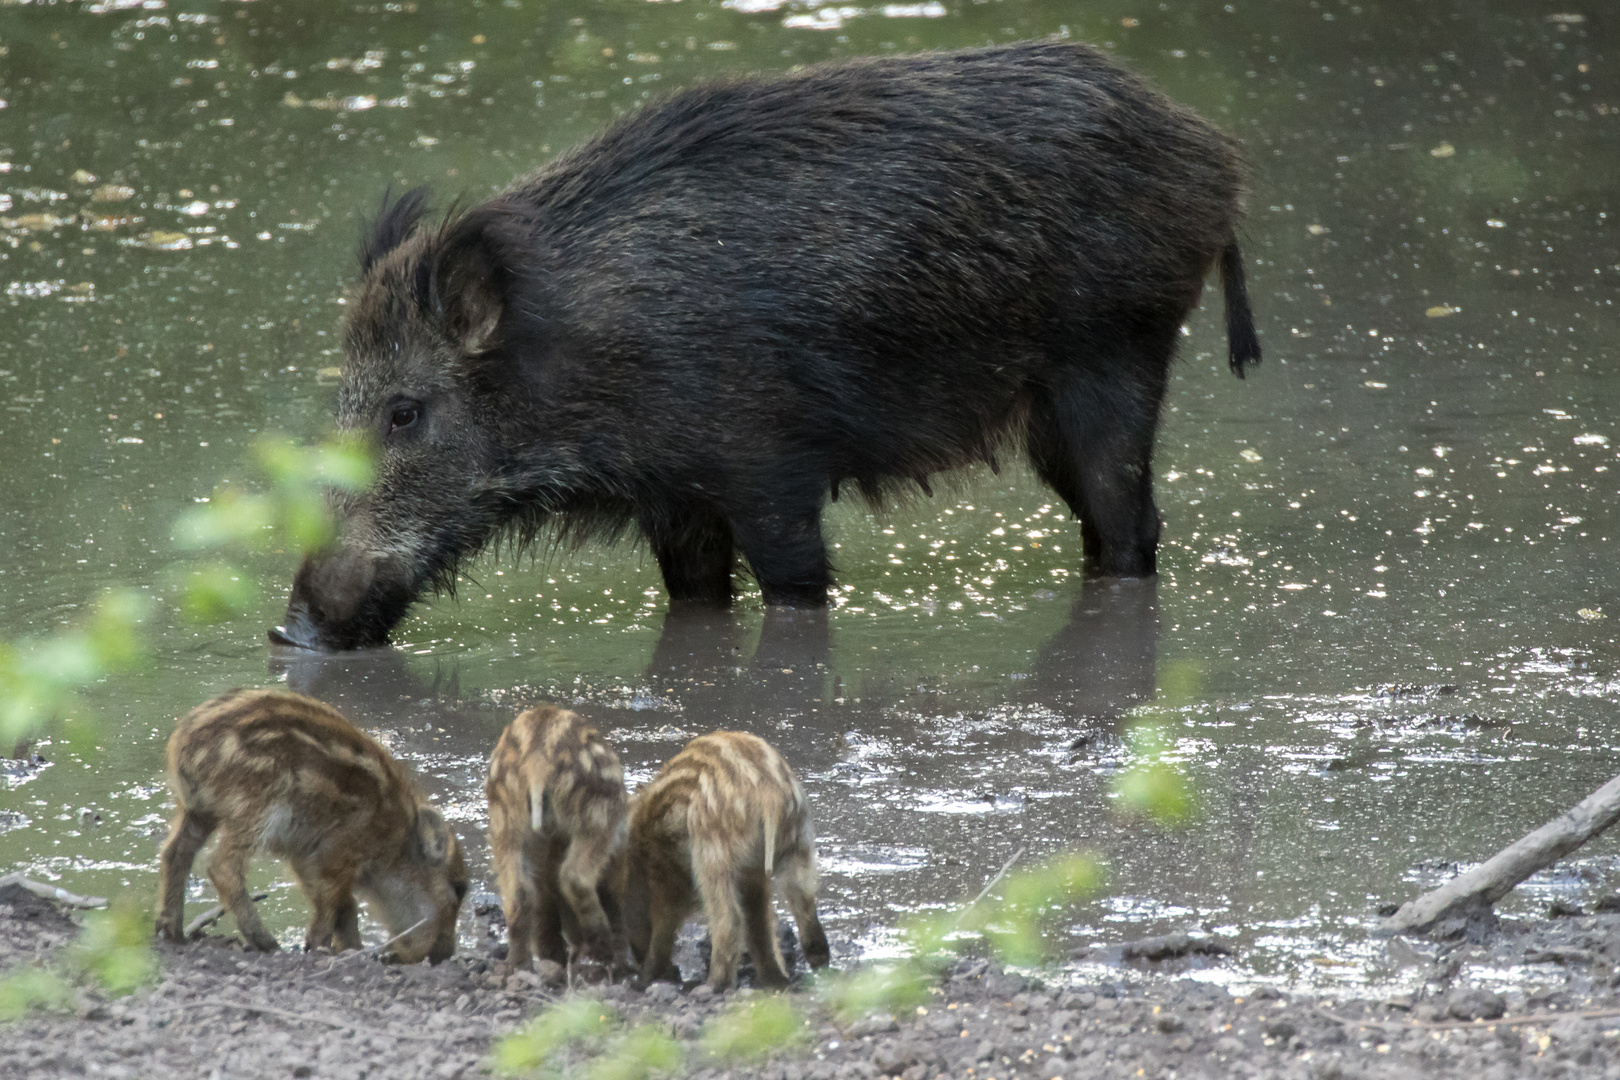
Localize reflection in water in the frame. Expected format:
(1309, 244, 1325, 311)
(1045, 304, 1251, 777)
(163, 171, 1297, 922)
(263, 580, 1162, 964)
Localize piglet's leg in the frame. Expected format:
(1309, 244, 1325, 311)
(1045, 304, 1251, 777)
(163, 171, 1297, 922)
(694, 844, 746, 991)
(332, 897, 362, 953)
(293, 857, 357, 954)
(208, 830, 279, 952)
(155, 807, 215, 943)
(536, 871, 568, 966)
(558, 835, 617, 961)
(495, 845, 541, 970)
(740, 871, 790, 988)
(777, 851, 830, 970)
(638, 874, 688, 985)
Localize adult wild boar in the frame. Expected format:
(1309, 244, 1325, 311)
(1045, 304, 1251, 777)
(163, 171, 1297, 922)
(272, 39, 1260, 651)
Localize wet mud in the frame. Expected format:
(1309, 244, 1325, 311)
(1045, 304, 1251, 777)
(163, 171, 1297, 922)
(11, 890, 1620, 1079)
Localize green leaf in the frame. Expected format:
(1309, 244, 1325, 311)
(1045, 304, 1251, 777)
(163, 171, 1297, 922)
(490, 997, 615, 1075)
(181, 564, 257, 624)
(171, 491, 274, 550)
(85, 589, 154, 669)
(70, 900, 156, 996)
(280, 491, 336, 553)
(587, 1023, 685, 1080)
(701, 995, 805, 1062)
(814, 963, 932, 1023)
(0, 966, 74, 1022)
(1113, 760, 1193, 825)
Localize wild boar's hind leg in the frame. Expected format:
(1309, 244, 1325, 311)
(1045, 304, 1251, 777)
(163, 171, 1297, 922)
(557, 836, 619, 960)
(694, 842, 747, 990)
(492, 828, 542, 969)
(643, 507, 735, 606)
(535, 867, 569, 965)
(638, 873, 689, 985)
(777, 850, 830, 970)
(739, 870, 791, 988)
(207, 828, 280, 952)
(1028, 323, 1179, 577)
(730, 500, 832, 608)
(156, 807, 216, 942)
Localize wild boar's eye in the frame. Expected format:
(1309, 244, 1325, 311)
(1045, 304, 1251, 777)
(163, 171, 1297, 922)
(388, 402, 422, 434)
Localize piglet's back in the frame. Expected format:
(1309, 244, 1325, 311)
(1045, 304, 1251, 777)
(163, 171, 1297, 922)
(167, 688, 414, 826)
(637, 732, 809, 855)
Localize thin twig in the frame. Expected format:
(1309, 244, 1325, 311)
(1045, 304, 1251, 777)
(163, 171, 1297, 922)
(157, 998, 489, 1042)
(184, 892, 269, 939)
(954, 846, 1026, 927)
(1315, 1005, 1620, 1031)
(366, 916, 433, 958)
(0, 872, 107, 909)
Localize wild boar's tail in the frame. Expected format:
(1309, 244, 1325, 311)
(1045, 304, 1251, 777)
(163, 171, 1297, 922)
(1220, 236, 1262, 379)
(762, 808, 779, 876)
(529, 781, 553, 833)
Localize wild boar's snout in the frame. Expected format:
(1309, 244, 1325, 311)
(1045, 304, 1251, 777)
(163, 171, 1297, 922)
(272, 543, 418, 652)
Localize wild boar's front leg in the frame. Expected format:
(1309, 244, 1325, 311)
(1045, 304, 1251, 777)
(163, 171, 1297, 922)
(155, 807, 216, 943)
(730, 502, 832, 608)
(291, 856, 358, 954)
(637, 873, 689, 986)
(332, 896, 363, 953)
(207, 829, 280, 952)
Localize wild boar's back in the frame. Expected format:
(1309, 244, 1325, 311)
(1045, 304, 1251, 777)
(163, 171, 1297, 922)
(168, 689, 412, 822)
(281, 40, 1260, 650)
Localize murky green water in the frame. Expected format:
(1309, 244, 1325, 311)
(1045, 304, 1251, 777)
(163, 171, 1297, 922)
(2, 0, 1616, 991)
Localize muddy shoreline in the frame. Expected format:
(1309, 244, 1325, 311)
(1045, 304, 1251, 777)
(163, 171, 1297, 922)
(9, 884, 1620, 1079)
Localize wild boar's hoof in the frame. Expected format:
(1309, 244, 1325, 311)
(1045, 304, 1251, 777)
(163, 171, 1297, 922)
(243, 929, 281, 953)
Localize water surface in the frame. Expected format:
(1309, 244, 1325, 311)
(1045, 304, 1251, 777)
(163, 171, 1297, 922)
(1, 0, 1616, 992)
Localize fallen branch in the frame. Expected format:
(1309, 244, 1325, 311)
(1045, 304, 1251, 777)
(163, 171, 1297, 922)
(1316, 1005, 1620, 1032)
(0, 872, 108, 909)
(183, 892, 269, 939)
(1383, 771, 1620, 936)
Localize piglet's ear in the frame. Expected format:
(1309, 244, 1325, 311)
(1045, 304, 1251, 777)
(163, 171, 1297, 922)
(420, 209, 506, 357)
(414, 804, 452, 866)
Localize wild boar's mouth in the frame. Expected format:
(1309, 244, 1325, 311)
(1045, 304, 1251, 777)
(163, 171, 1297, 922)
(269, 545, 423, 652)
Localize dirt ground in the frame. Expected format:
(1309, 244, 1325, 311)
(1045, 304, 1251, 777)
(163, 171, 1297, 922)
(8, 883, 1620, 1080)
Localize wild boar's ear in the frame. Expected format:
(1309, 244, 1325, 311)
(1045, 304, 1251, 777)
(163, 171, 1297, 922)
(359, 185, 432, 277)
(423, 210, 507, 358)
(413, 804, 452, 866)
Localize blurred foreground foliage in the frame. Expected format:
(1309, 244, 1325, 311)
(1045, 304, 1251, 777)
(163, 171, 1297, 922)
(0, 434, 372, 748)
(493, 992, 813, 1078)
(1110, 658, 1201, 825)
(816, 850, 1102, 1023)
(492, 850, 1101, 1076)
(0, 590, 153, 749)
(173, 434, 374, 623)
(0, 902, 157, 1022)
